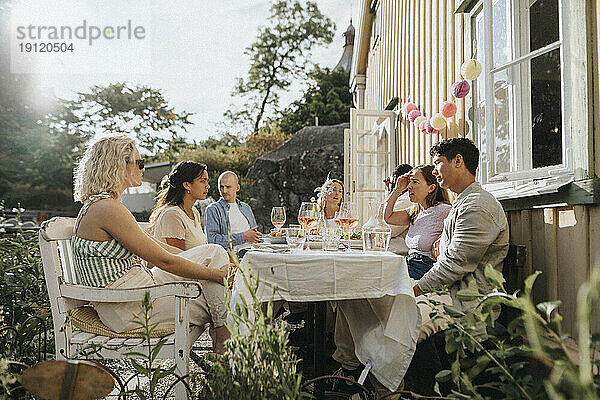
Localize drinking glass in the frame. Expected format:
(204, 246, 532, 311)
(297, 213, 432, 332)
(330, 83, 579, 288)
(286, 227, 306, 253)
(298, 202, 319, 232)
(271, 207, 286, 231)
(322, 227, 341, 251)
(335, 202, 360, 251)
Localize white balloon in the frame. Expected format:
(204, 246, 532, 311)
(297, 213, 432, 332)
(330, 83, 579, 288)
(413, 116, 427, 129)
(461, 59, 482, 80)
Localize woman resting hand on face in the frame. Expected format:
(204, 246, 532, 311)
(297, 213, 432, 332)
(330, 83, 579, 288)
(383, 165, 451, 280)
(72, 135, 235, 354)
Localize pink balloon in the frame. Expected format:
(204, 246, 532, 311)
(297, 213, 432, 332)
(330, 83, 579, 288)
(408, 109, 422, 122)
(441, 101, 457, 118)
(425, 120, 438, 134)
(403, 102, 418, 117)
(452, 80, 470, 98)
(419, 119, 429, 133)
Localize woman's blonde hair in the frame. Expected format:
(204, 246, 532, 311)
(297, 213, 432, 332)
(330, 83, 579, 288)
(73, 134, 137, 203)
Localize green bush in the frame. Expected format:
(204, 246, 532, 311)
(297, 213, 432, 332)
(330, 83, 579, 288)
(418, 265, 600, 400)
(0, 228, 52, 364)
(197, 253, 309, 400)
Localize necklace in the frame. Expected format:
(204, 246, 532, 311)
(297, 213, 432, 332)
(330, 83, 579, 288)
(178, 204, 195, 221)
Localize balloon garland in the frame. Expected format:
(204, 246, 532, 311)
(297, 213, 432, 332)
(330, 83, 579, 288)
(400, 58, 482, 134)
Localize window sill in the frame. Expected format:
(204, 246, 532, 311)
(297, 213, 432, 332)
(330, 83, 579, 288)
(484, 175, 574, 201)
(492, 178, 600, 211)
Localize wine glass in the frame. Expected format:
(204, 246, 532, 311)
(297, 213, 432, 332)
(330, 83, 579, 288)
(335, 202, 359, 251)
(271, 207, 286, 231)
(285, 226, 306, 253)
(298, 202, 319, 232)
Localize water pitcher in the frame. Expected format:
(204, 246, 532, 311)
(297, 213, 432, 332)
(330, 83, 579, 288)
(362, 201, 392, 252)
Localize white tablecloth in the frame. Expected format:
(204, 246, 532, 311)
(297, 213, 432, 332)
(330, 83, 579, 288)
(228, 249, 421, 391)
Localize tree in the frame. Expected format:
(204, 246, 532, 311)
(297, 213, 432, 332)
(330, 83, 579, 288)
(0, 2, 79, 210)
(278, 66, 351, 135)
(225, 0, 335, 136)
(47, 82, 194, 155)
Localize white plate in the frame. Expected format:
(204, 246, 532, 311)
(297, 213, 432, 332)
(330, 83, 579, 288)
(307, 239, 362, 249)
(347, 239, 363, 249)
(263, 236, 287, 244)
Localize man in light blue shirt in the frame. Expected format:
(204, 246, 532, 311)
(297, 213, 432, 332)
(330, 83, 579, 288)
(204, 171, 262, 253)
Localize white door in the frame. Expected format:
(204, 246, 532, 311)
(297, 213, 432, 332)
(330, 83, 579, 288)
(346, 108, 397, 225)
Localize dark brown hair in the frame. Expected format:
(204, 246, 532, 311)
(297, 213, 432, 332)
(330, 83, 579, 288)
(408, 164, 450, 223)
(429, 137, 479, 176)
(149, 161, 207, 231)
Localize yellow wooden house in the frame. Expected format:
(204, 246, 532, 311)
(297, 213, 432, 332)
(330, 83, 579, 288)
(345, 0, 599, 335)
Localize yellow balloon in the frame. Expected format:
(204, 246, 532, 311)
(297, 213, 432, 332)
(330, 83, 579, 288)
(413, 116, 427, 129)
(461, 59, 482, 80)
(430, 113, 447, 131)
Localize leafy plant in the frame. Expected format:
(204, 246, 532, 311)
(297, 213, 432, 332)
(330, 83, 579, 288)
(123, 291, 178, 400)
(414, 265, 600, 399)
(0, 205, 52, 364)
(198, 250, 309, 400)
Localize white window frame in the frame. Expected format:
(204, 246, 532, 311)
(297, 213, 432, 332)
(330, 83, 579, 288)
(370, 0, 381, 50)
(466, 0, 593, 193)
(346, 108, 397, 225)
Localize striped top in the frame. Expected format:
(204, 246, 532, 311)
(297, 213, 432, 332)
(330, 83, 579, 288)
(72, 193, 139, 287)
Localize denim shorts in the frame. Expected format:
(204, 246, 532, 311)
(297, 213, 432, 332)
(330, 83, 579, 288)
(406, 253, 434, 280)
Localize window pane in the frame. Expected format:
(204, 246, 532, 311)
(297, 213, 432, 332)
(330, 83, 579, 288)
(531, 48, 562, 168)
(473, 10, 486, 167)
(529, 0, 559, 52)
(355, 116, 389, 195)
(493, 0, 512, 67)
(493, 69, 513, 174)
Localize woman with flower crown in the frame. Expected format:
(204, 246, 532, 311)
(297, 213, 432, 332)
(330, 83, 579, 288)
(314, 176, 344, 230)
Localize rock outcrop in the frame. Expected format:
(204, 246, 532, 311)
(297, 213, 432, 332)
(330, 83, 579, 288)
(246, 123, 347, 230)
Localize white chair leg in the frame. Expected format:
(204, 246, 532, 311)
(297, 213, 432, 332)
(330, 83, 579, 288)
(174, 297, 190, 400)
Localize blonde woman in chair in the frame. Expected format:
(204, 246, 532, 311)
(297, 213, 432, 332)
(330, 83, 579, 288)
(72, 135, 235, 354)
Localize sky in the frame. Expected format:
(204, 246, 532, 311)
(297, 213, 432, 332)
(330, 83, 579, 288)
(10, 0, 358, 142)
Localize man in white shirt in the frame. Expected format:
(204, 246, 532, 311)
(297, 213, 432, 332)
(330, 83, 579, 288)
(204, 171, 262, 253)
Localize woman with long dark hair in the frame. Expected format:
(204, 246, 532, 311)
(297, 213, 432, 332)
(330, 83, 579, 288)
(150, 161, 210, 250)
(384, 164, 451, 279)
(149, 161, 232, 353)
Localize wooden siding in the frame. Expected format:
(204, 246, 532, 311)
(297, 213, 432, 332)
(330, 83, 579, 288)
(508, 205, 600, 335)
(354, 0, 600, 336)
(363, 0, 465, 167)
(594, 0, 600, 179)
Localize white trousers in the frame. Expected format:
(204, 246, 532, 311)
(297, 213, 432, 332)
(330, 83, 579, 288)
(93, 244, 229, 333)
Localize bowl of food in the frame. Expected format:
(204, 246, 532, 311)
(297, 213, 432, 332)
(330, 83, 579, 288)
(264, 228, 287, 244)
(341, 231, 363, 249)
